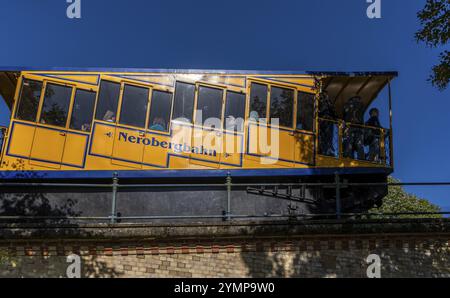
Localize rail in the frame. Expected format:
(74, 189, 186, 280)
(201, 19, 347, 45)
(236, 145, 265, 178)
(318, 118, 391, 166)
(0, 175, 448, 223)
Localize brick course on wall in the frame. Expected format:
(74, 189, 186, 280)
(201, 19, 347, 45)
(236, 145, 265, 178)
(1, 220, 449, 278)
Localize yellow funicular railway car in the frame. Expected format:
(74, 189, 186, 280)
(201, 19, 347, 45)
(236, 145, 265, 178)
(0, 68, 396, 218)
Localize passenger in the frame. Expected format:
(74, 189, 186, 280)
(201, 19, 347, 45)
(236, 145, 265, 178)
(81, 123, 91, 132)
(249, 111, 259, 122)
(150, 117, 166, 131)
(366, 107, 381, 128)
(103, 110, 116, 122)
(225, 115, 237, 131)
(365, 108, 382, 162)
(342, 96, 365, 160)
(318, 91, 337, 156)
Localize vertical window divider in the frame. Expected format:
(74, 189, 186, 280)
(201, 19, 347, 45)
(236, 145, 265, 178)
(144, 86, 153, 132)
(11, 75, 24, 121)
(193, 83, 200, 128)
(220, 87, 227, 132)
(91, 80, 102, 127)
(293, 89, 299, 131)
(116, 82, 125, 125)
(35, 80, 48, 125)
(65, 87, 77, 130)
(266, 85, 271, 126)
(167, 88, 174, 132)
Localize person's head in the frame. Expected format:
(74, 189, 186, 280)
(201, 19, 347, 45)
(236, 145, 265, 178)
(369, 108, 379, 118)
(250, 111, 259, 120)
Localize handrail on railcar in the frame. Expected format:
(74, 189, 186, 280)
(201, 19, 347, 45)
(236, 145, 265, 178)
(317, 117, 392, 166)
(0, 177, 448, 223)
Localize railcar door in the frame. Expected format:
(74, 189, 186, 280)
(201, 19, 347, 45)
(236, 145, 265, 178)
(221, 90, 246, 167)
(111, 83, 150, 169)
(268, 84, 296, 166)
(247, 82, 270, 161)
(63, 88, 97, 168)
(142, 88, 173, 168)
(29, 82, 73, 169)
(190, 84, 224, 168)
(247, 81, 296, 167)
(90, 80, 121, 163)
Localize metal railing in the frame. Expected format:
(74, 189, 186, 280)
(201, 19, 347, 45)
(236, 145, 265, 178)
(318, 118, 391, 166)
(0, 174, 448, 223)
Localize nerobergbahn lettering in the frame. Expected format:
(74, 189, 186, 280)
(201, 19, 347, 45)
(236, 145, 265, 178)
(118, 131, 217, 157)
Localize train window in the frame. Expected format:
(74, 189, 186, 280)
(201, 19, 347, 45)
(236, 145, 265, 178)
(224, 91, 246, 132)
(172, 82, 195, 123)
(95, 80, 120, 123)
(69, 89, 96, 132)
(39, 83, 72, 127)
(119, 84, 149, 128)
(148, 90, 173, 132)
(297, 91, 315, 131)
(270, 86, 294, 127)
(249, 83, 267, 122)
(195, 86, 223, 127)
(15, 79, 43, 122)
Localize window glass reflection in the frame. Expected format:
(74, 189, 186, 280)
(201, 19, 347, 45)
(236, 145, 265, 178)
(40, 83, 72, 127)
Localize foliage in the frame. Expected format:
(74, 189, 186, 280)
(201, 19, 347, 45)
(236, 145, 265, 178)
(415, 0, 450, 90)
(370, 177, 442, 218)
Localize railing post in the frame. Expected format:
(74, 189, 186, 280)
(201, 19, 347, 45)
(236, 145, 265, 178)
(335, 172, 341, 219)
(226, 173, 232, 221)
(110, 172, 118, 224)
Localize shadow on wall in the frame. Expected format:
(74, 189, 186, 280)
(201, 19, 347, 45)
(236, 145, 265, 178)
(0, 165, 122, 278)
(240, 237, 450, 278)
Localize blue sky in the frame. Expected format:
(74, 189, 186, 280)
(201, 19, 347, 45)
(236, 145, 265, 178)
(0, 0, 449, 209)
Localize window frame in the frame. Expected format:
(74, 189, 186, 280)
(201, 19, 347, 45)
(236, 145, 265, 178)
(117, 81, 152, 130)
(223, 90, 246, 133)
(248, 81, 269, 124)
(67, 87, 98, 133)
(94, 79, 122, 125)
(247, 79, 298, 130)
(295, 89, 316, 134)
(13, 77, 45, 123)
(36, 80, 76, 130)
(171, 80, 197, 126)
(193, 82, 226, 130)
(147, 87, 174, 134)
(268, 84, 296, 129)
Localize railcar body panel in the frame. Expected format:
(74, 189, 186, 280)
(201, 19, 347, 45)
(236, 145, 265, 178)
(0, 69, 395, 178)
